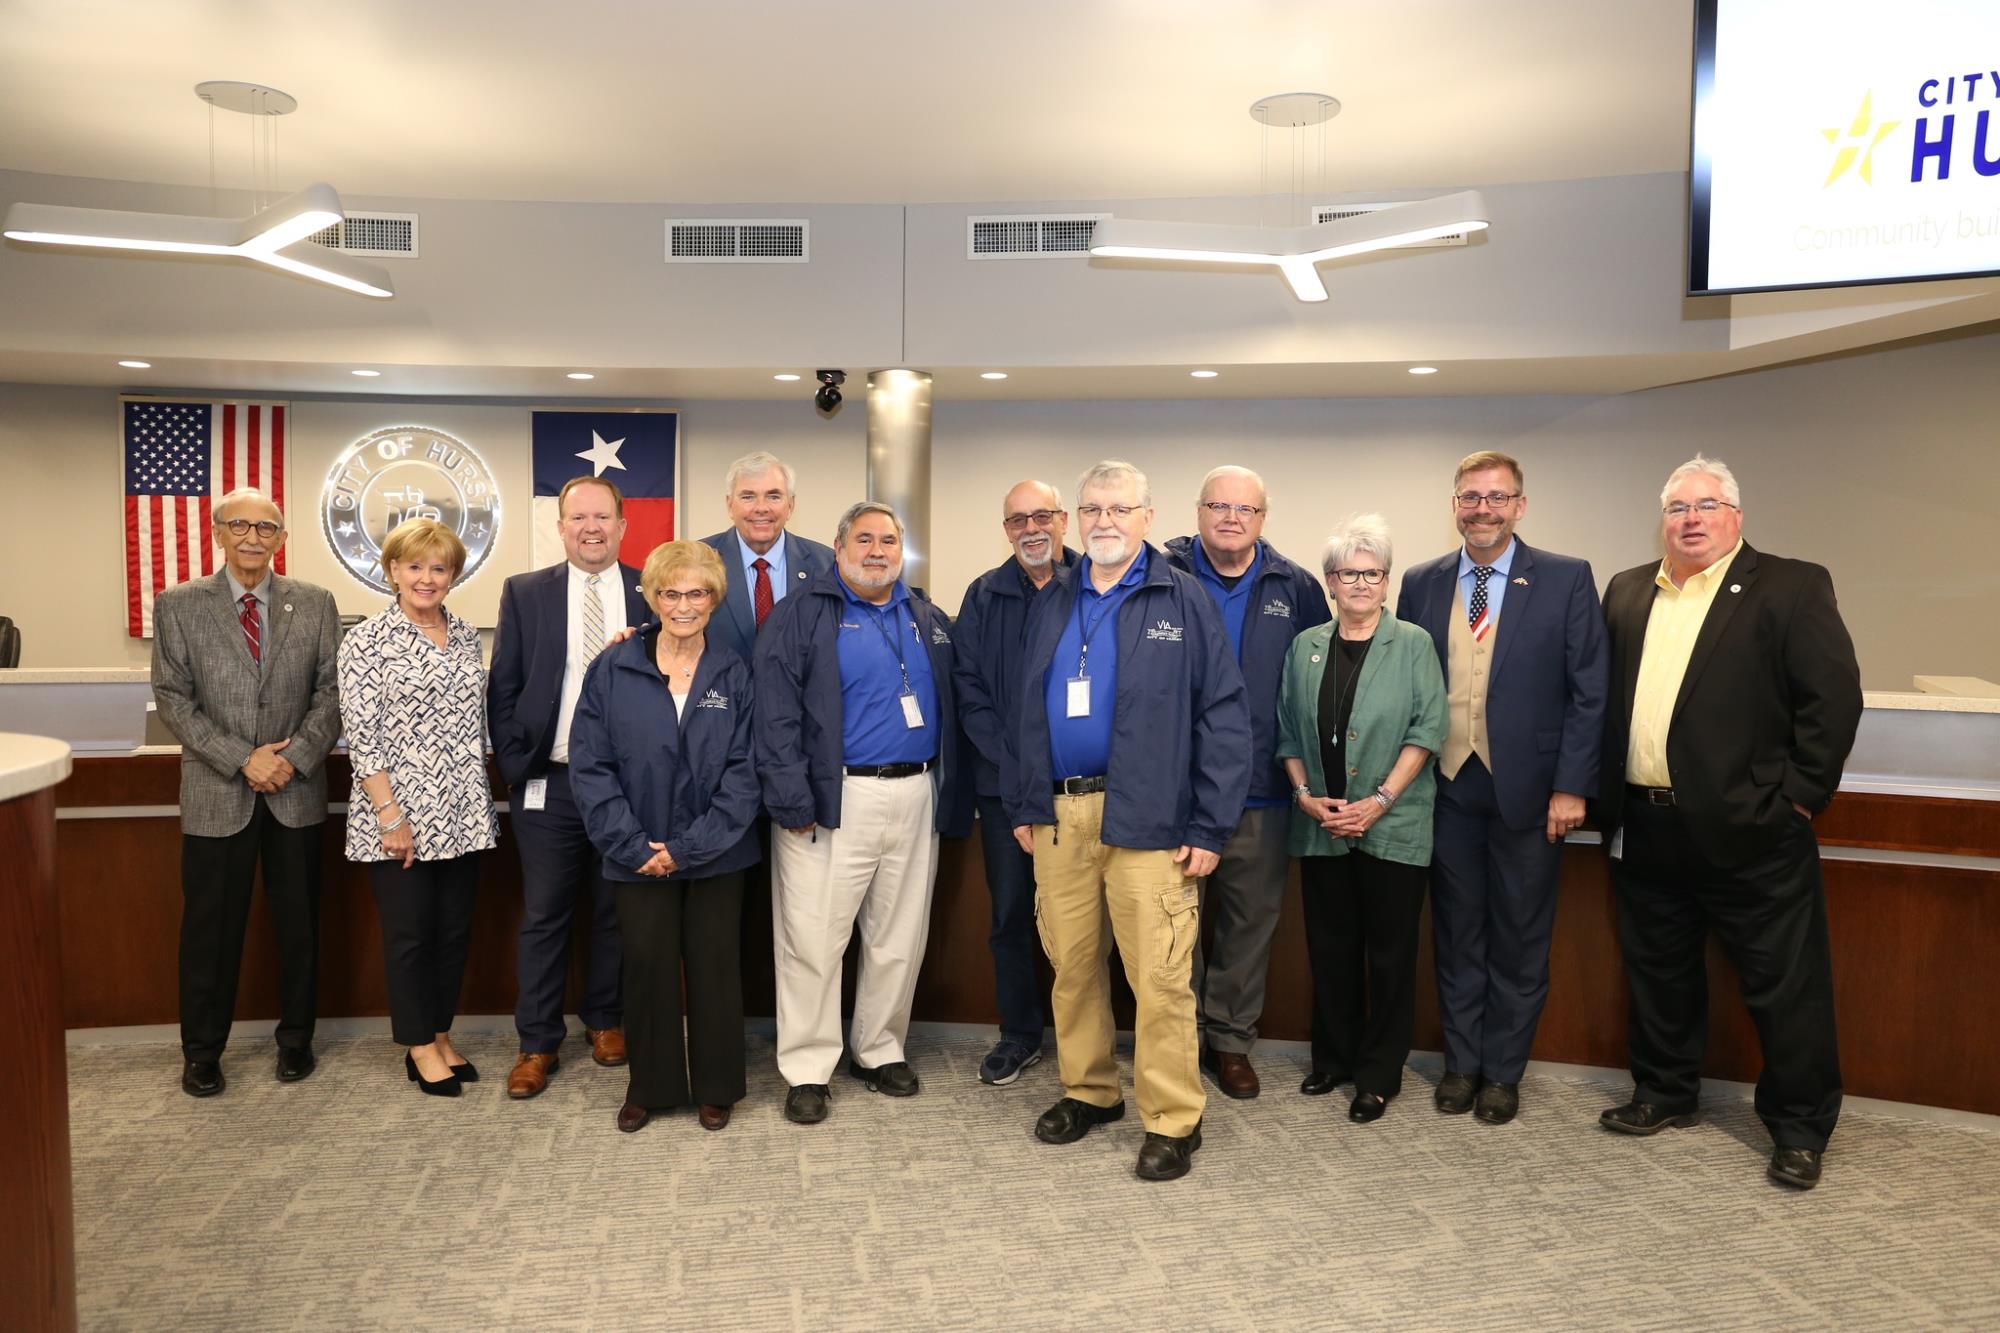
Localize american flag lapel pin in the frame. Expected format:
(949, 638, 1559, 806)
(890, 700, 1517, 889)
(1729, 584, 1742, 594)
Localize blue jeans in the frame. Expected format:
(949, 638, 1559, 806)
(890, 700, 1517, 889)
(977, 796, 1044, 1046)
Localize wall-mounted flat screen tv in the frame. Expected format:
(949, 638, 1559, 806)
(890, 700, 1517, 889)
(1689, 0, 2000, 295)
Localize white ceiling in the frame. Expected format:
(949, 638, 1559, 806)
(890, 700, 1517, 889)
(0, 0, 1696, 205)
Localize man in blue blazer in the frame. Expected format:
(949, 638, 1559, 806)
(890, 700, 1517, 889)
(488, 475, 653, 1098)
(698, 451, 836, 664)
(1397, 451, 1608, 1125)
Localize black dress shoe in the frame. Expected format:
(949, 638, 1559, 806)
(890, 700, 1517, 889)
(784, 1084, 831, 1125)
(1134, 1122, 1203, 1182)
(848, 1059, 920, 1097)
(1474, 1081, 1519, 1124)
(276, 1046, 315, 1083)
(1299, 1070, 1342, 1097)
(1034, 1096, 1126, 1145)
(1599, 1100, 1699, 1135)
(1434, 1071, 1478, 1114)
(181, 1060, 224, 1098)
(1768, 1146, 1823, 1189)
(1348, 1091, 1388, 1123)
(448, 1059, 479, 1083)
(406, 1051, 462, 1098)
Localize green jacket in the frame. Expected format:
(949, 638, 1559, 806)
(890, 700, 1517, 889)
(1275, 613, 1447, 865)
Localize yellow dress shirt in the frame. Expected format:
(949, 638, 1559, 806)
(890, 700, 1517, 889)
(1626, 540, 1743, 788)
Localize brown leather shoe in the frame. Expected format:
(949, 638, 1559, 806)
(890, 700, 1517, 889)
(616, 1101, 650, 1133)
(1201, 1048, 1261, 1100)
(585, 1027, 628, 1067)
(697, 1103, 731, 1131)
(507, 1052, 559, 1099)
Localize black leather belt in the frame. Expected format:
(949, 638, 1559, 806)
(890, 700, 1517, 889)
(844, 760, 933, 779)
(1053, 775, 1109, 796)
(1627, 783, 1676, 807)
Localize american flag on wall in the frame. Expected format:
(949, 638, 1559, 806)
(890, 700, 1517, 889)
(122, 398, 291, 638)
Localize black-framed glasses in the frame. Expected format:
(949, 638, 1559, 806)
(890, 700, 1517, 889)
(1076, 504, 1143, 521)
(1663, 499, 1739, 519)
(1452, 492, 1521, 509)
(1331, 568, 1387, 586)
(219, 519, 282, 538)
(655, 588, 715, 605)
(1200, 502, 1264, 518)
(1002, 508, 1063, 531)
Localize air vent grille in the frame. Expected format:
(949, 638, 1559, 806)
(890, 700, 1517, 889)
(967, 213, 1111, 259)
(1312, 203, 1467, 248)
(665, 219, 809, 263)
(307, 212, 418, 257)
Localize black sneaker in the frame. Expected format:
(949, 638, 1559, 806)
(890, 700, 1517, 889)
(784, 1084, 831, 1124)
(848, 1059, 920, 1097)
(1034, 1096, 1125, 1145)
(1135, 1122, 1204, 1181)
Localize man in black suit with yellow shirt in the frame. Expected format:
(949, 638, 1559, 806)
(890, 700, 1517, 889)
(1594, 455, 1862, 1190)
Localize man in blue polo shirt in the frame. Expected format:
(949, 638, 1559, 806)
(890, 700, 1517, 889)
(755, 501, 964, 1126)
(1165, 465, 1330, 1100)
(1006, 459, 1249, 1182)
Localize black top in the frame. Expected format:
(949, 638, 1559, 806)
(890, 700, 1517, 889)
(1316, 633, 1374, 792)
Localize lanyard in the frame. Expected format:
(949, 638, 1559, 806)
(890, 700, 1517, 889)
(1071, 579, 1124, 677)
(865, 599, 916, 691)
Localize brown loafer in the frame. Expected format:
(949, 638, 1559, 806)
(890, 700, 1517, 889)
(697, 1103, 731, 1132)
(616, 1101, 650, 1133)
(507, 1052, 559, 1099)
(585, 1027, 628, 1067)
(1201, 1048, 1261, 1100)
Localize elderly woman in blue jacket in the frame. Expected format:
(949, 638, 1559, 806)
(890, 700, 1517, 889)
(570, 540, 761, 1134)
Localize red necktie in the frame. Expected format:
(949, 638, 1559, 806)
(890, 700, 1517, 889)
(752, 557, 774, 629)
(239, 592, 262, 664)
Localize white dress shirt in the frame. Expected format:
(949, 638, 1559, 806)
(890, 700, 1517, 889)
(550, 560, 634, 763)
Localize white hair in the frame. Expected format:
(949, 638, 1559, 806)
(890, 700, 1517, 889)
(1321, 513, 1394, 574)
(1660, 454, 1741, 509)
(212, 488, 283, 525)
(1075, 459, 1151, 508)
(1199, 465, 1267, 508)
(724, 450, 797, 497)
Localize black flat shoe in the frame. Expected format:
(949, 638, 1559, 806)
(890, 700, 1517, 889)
(1134, 1121, 1203, 1181)
(1299, 1070, 1342, 1097)
(1434, 1071, 1478, 1114)
(1348, 1091, 1388, 1123)
(448, 1059, 479, 1083)
(1035, 1097, 1126, 1145)
(181, 1060, 224, 1098)
(1768, 1146, 1823, 1189)
(1598, 1101, 1699, 1135)
(406, 1051, 461, 1097)
(276, 1046, 315, 1083)
(1474, 1081, 1519, 1124)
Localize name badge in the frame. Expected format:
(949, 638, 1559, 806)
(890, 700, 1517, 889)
(900, 692, 926, 730)
(1066, 676, 1091, 718)
(522, 778, 547, 811)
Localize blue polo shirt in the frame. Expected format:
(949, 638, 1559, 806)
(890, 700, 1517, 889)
(836, 579, 938, 766)
(1044, 547, 1149, 780)
(1457, 537, 1516, 624)
(1191, 539, 1281, 808)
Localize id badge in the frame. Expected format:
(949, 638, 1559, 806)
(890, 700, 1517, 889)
(900, 691, 926, 729)
(1066, 676, 1091, 718)
(522, 778, 547, 811)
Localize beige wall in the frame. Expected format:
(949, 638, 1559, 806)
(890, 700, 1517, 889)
(3, 328, 1995, 687)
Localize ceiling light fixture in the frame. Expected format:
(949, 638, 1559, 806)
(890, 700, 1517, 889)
(566, 372, 596, 380)
(1190, 370, 1220, 379)
(118, 360, 152, 369)
(980, 372, 1009, 380)
(1408, 366, 1439, 375)
(350, 369, 380, 377)
(773, 373, 802, 381)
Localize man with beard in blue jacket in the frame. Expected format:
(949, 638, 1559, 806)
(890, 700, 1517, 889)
(1007, 460, 1250, 1182)
(1164, 465, 1330, 1100)
(755, 501, 967, 1127)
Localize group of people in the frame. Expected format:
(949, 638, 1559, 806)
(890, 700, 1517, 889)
(151, 444, 1862, 1189)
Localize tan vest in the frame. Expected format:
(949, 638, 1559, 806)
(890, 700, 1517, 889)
(1441, 585, 1493, 780)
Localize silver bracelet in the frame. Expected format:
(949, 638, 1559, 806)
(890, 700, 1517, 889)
(372, 795, 395, 814)
(378, 812, 407, 834)
(1372, 786, 1396, 811)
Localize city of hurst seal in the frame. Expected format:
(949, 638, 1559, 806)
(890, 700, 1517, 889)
(321, 425, 500, 593)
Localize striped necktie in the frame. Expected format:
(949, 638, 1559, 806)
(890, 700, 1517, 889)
(582, 573, 606, 664)
(239, 592, 262, 665)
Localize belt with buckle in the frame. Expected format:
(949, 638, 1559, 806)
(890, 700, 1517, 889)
(1626, 783, 1676, 807)
(844, 760, 932, 779)
(1053, 775, 1109, 796)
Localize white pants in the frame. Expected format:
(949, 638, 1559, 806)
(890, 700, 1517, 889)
(771, 773, 940, 1086)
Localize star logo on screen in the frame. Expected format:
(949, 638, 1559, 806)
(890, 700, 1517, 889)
(1821, 92, 1900, 186)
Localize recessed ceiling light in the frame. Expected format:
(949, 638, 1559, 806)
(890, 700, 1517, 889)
(1190, 369, 1220, 379)
(350, 368, 380, 377)
(118, 359, 151, 369)
(566, 372, 595, 380)
(773, 373, 802, 382)
(980, 371, 1009, 381)
(1408, 366, 1439, 375)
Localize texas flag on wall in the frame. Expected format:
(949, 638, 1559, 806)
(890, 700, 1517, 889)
(529, 408, 679, 570)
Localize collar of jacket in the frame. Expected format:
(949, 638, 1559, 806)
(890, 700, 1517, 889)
(1163, 534, 1303, 587)
(985, 544, 1079, 598)
(1296, 606, 1409, 651)
(805, 563, 936, 609)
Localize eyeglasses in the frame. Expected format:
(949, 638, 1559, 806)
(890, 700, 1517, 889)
(1002, 508, 1063, 531)
(1663, 499, 1739, 519)
(655, 588, 715, 605)
(1330, 568, 1387, 586)
(1200, 502, 1265, 518)
(1452, 492, 1521, 509)
(219, 519, 282, 538)
(1075, 504, 1143, 522)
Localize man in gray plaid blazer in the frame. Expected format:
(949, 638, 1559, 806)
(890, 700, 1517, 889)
(151, 488, 343, 1097)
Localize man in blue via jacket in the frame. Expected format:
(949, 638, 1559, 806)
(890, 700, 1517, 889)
(1164, 465, 1330, 1101)
(1006, 460, 1250, 1182)
(754, 501, 967, 1126)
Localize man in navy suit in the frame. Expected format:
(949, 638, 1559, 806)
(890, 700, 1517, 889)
(1397, 451, 1608, 1124)
(488, 475, 653, 1099)
(699, 451, 836, 662)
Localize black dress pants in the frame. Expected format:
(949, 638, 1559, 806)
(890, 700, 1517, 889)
(616, 873, 747, 1110)
(369, 854, 480, 1047)
(178, 797, 321, 1062)
(1300, 850, 1430, 1097)
(1613, 800, 1843, 1150)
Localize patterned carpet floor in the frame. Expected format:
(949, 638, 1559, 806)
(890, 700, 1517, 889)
(67, 1031, 2000, 1331)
